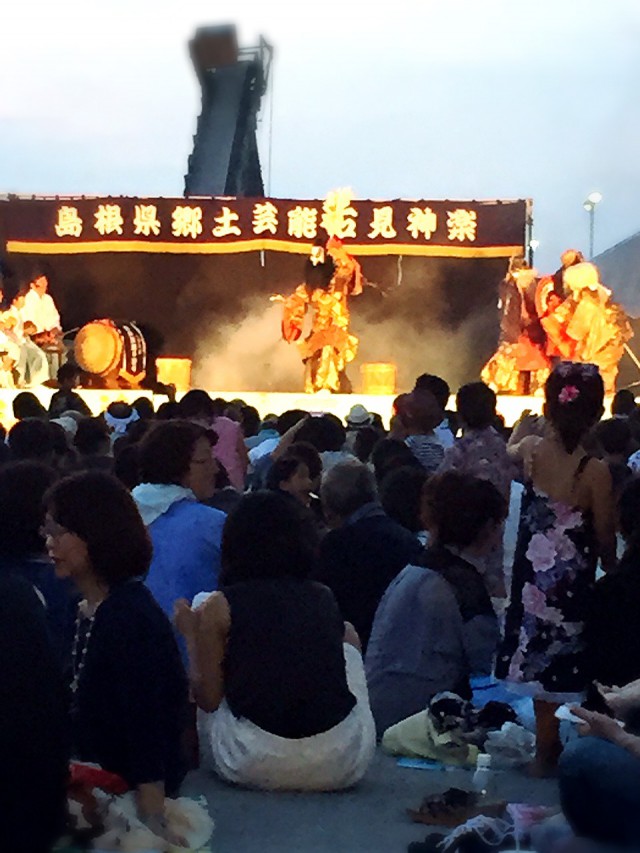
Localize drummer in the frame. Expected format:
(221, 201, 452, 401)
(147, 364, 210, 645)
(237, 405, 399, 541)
(20, 269, 64, 378)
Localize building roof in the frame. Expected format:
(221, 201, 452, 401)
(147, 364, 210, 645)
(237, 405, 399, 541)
(595, 230, 640, 317)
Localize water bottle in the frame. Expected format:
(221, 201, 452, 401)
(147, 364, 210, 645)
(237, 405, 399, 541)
(472, 753, 494, 799)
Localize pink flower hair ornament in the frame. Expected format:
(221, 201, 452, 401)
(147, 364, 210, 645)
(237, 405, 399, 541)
(558, 384, 580, 404)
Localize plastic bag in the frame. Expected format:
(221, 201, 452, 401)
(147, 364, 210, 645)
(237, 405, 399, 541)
(483, 722, 535, 769)
(90, 791, 214, 851)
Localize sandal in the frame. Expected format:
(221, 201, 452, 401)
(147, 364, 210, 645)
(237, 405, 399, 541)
(407, 788, 506, 828)
(407, 789, 475, 826)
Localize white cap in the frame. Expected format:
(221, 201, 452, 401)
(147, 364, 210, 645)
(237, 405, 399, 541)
(476, 753, 492, 769)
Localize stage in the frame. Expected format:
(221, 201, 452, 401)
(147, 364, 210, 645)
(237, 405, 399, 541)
(0, 387, 551, 431)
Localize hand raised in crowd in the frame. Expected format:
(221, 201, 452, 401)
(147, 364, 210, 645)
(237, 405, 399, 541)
(508, 410, 547, 446)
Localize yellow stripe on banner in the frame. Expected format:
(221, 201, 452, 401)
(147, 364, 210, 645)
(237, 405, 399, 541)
(352, 244, 523, 259)
(6, 240, 523, 259)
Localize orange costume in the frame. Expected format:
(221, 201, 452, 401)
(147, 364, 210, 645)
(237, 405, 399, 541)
(541, 263, 631, 394)
(282, 239, 363, 393)
(536, 276, 576, 360)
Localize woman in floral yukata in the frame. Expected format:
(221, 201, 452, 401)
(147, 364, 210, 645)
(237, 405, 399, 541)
(497, 361, 616, 775)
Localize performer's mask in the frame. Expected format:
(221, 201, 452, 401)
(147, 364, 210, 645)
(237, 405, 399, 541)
(310, 246, 326, 267)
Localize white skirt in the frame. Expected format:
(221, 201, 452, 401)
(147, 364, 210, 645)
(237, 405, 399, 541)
(199, 643, 376, 791)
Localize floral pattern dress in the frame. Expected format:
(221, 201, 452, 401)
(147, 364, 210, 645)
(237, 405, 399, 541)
(439, 427, 517, 599)
(496, 459, 597, 700)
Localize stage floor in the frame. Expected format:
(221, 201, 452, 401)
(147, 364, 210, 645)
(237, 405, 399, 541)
(0, 387, 548, 430)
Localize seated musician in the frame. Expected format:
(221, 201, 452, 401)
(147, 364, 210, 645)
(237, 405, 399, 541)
(4, 286, 50, 387)
(0, 323, 20, 388)
(20, 271, 64, 378)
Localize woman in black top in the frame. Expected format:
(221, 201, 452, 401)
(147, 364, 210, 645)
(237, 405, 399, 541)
(0, 461, 75, 663)
(43, 471, 189, 845)
(175, 491, 375, 790)
(0, 574, 69, 853)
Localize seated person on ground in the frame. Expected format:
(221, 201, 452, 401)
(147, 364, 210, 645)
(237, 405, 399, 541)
(74, 417, 113, 472)
(559, 682, 640, 850)
(0, 461, 75, 662)
(296, 413, 353, 472)
(8, 417, 56, 464)
(316, 458, 422, 651)
(594, 416, 632, 500)
(611, 388, 637, 420)
(365, 471, 505, 737)
(371, 437, 422, 486)
(43, 472, 189, 845)
(175, 491, 375, 791)
(132, 421, 226, 661)
(398, 390, 446, 474)
(0, 572, 69, 853)
(413, 373, 457, 446)
(587, 477, 640, 691)
(266, 454, 313, 508)
(12, 390, 48, 421)
(379, 465, 429, 540)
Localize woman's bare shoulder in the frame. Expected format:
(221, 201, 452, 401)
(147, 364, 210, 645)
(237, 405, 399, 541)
(581, 455, 612, 485)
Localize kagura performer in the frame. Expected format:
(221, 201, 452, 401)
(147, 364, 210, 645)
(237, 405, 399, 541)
(281, 236, 363, 393)
(481, 256, 550, 394)
(545, 262, 632, 394)
(484, 257, 632, 396)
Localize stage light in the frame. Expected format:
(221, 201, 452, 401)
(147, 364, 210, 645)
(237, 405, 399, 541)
(583, 191, 602, 258)
(527, 238, 539, 265)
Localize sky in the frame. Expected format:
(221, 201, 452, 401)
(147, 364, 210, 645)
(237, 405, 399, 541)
(2, 0, 640, 271)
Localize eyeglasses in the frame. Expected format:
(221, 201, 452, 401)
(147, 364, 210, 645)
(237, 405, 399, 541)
(39, 520, 71, 540)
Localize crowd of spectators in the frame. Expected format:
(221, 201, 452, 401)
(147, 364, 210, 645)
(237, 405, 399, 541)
(3, 363, 640, 850)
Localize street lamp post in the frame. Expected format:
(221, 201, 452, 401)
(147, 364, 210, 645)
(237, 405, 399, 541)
(583, 191, 602, 259)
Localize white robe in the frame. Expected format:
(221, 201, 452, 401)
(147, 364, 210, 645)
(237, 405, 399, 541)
(21, 289, 61, 333)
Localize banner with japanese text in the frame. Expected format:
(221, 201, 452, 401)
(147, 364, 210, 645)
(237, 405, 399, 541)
(3, 193, 528, 258)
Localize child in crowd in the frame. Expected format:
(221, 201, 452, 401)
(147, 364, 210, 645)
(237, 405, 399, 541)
(49, 363, 92, 418)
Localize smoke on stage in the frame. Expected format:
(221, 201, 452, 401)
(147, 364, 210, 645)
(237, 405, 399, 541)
(190, 257, 500, 393)
(192, 299, 302, 391)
